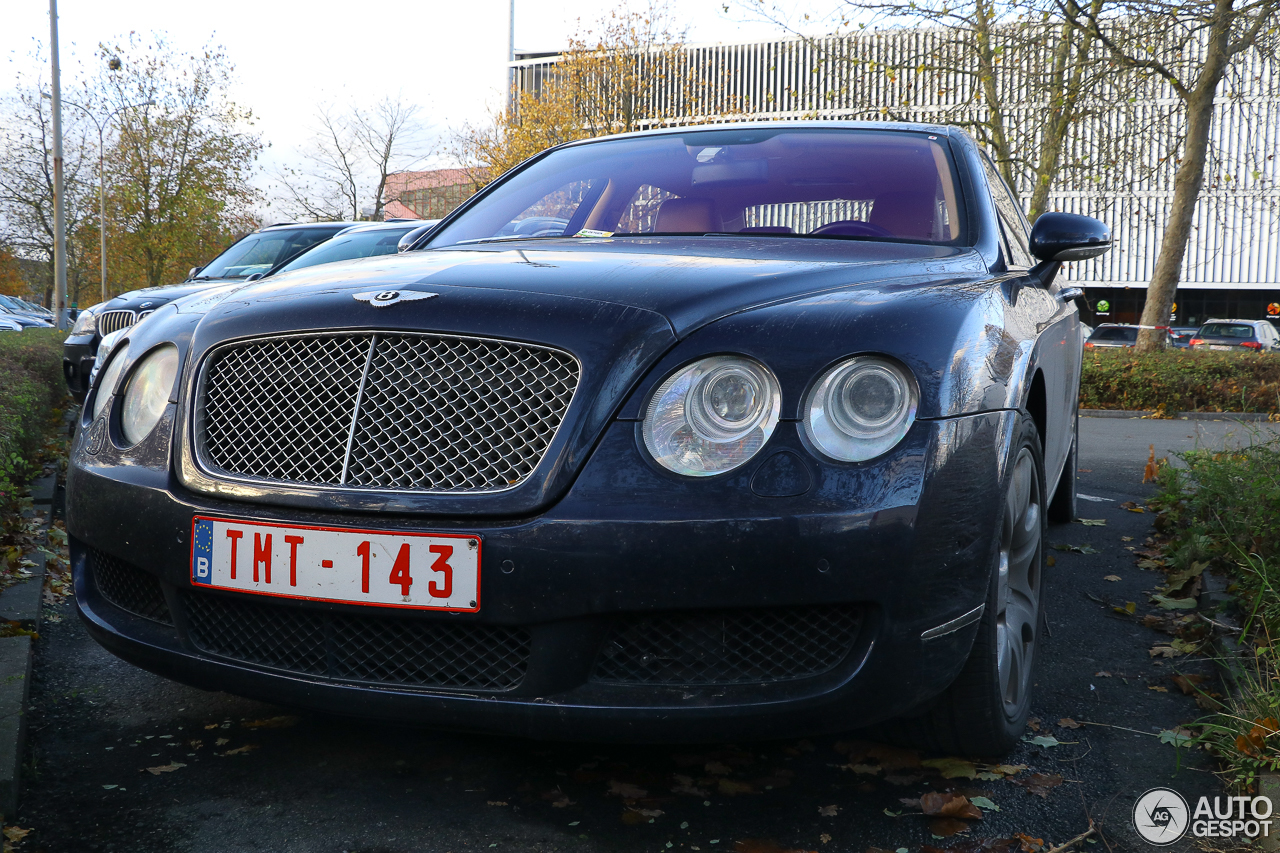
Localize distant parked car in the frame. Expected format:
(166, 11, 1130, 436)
(62, 221, 358, 401)
(0, 316, 24, 332)
(0, 296, 53, 328)
(1169, 327, 1199, 349)
(1190, 319, 1280, 352)
(263, 221, 435, 278)
(1084, 324, 1171, 349)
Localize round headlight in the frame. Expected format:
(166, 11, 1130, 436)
(804, 356, 918, 462)
(120, 345, 180, 445)
(642, 355, 780, 477)
(90, 343, 130, 422)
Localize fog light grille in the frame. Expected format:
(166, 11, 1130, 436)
(183, 592, 530, 691)
(592, 606, 861, 685)
(90, 549, 173, 625)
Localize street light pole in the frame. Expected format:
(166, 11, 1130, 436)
(48, 0, 68, 329)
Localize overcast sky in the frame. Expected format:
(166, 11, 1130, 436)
(2, 0, 835, 212)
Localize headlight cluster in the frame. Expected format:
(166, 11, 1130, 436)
(642, 353, 917, 476)
(70, 303, 102, 336)
(89, 343, 180, 446)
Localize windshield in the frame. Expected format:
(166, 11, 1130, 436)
(1199, 323, 1256, 339)
(429, 128, 965, 248)
(276, 226, 417, 274)
(197, 228, 345, 280)
(0, 296, 29, 312)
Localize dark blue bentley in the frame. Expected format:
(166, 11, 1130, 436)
(68, 123, 1110, 755)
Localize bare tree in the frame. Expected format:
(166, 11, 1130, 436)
(1063, 0, 1280, 351)
(276, 96, 430, 221)
(0, 80, 98, 307)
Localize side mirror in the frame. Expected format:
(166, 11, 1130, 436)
(244, 272, 264, 282)
(1029, 212, 1112, 262)
(187, 266, 203, 280)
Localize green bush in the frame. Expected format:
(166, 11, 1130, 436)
(0, 328, 65, 497)
(1080, 348, 1280, 414)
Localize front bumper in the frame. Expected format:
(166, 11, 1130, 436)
(69, 410, 1014, 741)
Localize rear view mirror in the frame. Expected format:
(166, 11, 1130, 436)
(1029, 212, 1111, 261)
(187, 266, 203, 280)
(692, 159, 768, 187)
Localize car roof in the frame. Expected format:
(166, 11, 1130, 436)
(558, 119, 959, 150)
(334, 220, 428, 236)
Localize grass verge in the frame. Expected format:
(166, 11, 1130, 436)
(1081, 349, 1280, 415)
(1151, 436, 1280, 789)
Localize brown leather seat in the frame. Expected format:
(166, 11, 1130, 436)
(869, 192, 938, 239)
(654, 198, 720, 233)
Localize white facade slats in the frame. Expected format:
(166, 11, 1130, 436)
(511, 29, 1280, 293)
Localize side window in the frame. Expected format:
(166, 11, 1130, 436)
(979, 155, 1035, 269)
(616, 184, 680, 233)
(500, 178, 602, 238)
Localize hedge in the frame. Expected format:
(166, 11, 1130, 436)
(1080, 349, 1280, 415)
(0, 329, 65, 497)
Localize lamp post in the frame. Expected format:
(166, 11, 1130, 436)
(49, 95, 154, 302)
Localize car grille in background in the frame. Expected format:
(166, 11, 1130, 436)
(182, 592, 531, 691)
(592, 606, 862, 685)
(198, 333, 579, 492)
(97, 310, 137, 335)
(90, 548, 173, 625)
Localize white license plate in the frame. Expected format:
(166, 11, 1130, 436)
(191, 516, 480, 611)
(1210, 345, 1231, 351)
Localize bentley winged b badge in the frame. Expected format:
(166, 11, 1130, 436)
(353, 290, 438, 308)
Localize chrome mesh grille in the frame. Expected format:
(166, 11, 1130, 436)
(198, 333, 578, 492)
(591, 606, 862, 685)
(98, 310, 136, 335)
(182, 592, 530, 691)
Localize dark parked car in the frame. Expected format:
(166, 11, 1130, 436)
(68, 122, 1111, 755)
(62, 221, 357, 401)
(1170, 326, 1199, 349)
(1083, 323, 1172, 349)
(1190, 319, 1280, 352)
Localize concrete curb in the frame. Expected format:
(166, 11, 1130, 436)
(0, 473, 55, 820)
(1081, 408, 1278, 422)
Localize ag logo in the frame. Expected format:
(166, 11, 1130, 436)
(1134, 787, 1189, 845)
(353, 289, 438, 308)
(1096, 299, 1111, 312)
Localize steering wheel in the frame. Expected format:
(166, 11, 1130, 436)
(810, 220, 893, 238)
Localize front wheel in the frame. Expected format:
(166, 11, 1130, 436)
(889, 413, 1047, 757)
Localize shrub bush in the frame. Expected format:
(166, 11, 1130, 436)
(0, 329, 65, 496)
(1080, 349, 1280, 414)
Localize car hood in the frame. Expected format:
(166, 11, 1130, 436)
(107, 280, 228, 312)
(229, 237, 987, 337)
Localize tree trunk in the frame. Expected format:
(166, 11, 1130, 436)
(1135, 5, 1232, 352)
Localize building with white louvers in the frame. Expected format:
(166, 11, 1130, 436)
(511, 29, 1280, 327)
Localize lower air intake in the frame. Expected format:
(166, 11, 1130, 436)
(592, 605, 862, 685)
(90, 549, 173, 625)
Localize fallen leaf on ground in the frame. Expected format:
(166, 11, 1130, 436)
(1079, 518, 1106, 526)
(818, 805, 839, 817)
(1119, 501, 1146, 513)
(921, 757, 978, 779)
(1052, 543, 1099, 554)
(706, 761, 733, 775)
(1150, 645, 1182, 658)
(1025, 735, 1062, 748)
(242, 715, 298, 729)
(1095, 671, 1112, 677)
(969, 796, 1000, 812)
(919, 791, 983, 819)
(1103, 575, 1121, 582)
(819, 834, 830, 844)
(1171, 673, 1208, 695)
(1016, 833, 1046, 852)
(1143, 444, 1158, 483)
(1026, 718, 1040, 732)
(718, 778, 756, 795)
(929, 818, 973, 837)
(1010, 772, 1063, 797)
(1160, 728, 1195, 747)
(2, 828, 31, 843)
(223, 744, 258, 756)
(1149, 685, 1169, 692)
(1121, 536, 1134, 542)
(215, 737, 230, 746)
(608, 780, 648, 799)
(621, 807, 664, 825)
(732, 841, 816, 853)
(487, 800, 508, 806)
(1046, 555, 1056, 567)
(1058, 718, 1082, 729)
(976, 763, 1026, 779)
(145, 761, 186, 775)
(672, 774, 710, 796)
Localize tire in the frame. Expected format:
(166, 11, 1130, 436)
(1047, 409, 1078, 524)
(886, 413, 1047, 757)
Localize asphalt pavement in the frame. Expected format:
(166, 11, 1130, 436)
(15, 415, 1274, 853)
